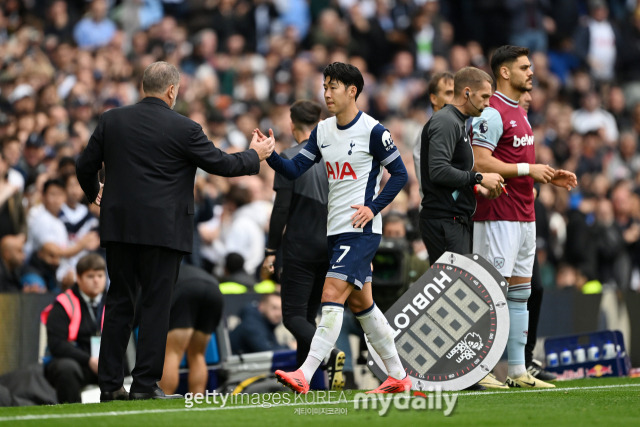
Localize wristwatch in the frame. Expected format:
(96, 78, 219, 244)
(474, 172, 483, 184)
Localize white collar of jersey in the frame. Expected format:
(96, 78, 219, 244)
(494, 91, 519, 108)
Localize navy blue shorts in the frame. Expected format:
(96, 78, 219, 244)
(326, 232, 381, 290)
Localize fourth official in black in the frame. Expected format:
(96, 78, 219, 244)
(419, 67, 503, 265)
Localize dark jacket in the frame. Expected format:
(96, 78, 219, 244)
(76, 97, 260, 253)
(420, 104, 477, 220)
(229, 303, 288, 354)
(46, 285, 103, 367)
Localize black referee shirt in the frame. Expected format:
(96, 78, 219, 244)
(420, 104, 478, 220)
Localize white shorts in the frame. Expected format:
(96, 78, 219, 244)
(473, 221, 536, 279)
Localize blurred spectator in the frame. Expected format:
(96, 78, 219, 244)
(574, 0, 619, 83)
(24, 179, 99, 289)
(73, 0, 117, 50)
(571, 91, 619, 146)
(0, 151, 25, 239)
(606, 131, 640, 183)
(230, 293, 290, 354)
(16, 133, 47, 189)
(58, 173, 100, 282)
(592, 198, 628, 288)
(506, 0, 554, 53)
(611, 180, 640, 290)
(0, 233, 26, 292)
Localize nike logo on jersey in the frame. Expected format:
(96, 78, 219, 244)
(332, 265, 344, 269)
(321, 143, 331, 148)
(513, 134, 534, 147)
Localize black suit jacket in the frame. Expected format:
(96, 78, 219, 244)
(76, 97, 260, 253)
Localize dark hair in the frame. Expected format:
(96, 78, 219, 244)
(490, 45, 530, 79)
(323, 62, 364, 100)
(428, 72, 454, 98)
(76, 253, 106, 276)
(290, 100, 322, 130)
(142, 61, 180, 94)
(43, 178, 65, 194)
(225, 252, 246, 274)
(58, 156, 76, 170)
(224, 184, 251, 208)
(453, 67, 493, 97)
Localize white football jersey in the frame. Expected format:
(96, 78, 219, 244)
(299, 111, 400, 236)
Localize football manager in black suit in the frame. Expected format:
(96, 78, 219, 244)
(76, 61, 274, 401)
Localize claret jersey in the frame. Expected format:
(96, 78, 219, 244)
(471, 91, 536, 222)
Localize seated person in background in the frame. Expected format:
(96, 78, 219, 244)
(58, 173, 100, 282)
(24, 179, 100, 289)
(0, 234, 26, 292)
(42, 254, 106, 403)
(230, 293, 290, 354)
(159, 264, 224, 395)
(218, 252, 256, 294)
(22, 242, 64, 293)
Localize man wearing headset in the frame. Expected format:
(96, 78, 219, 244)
(419, 66, 503, 266)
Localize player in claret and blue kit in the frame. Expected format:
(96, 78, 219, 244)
(471, 45, 577, 388)
(258, 62, 410, 394)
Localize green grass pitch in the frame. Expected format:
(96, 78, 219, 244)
(1, 377, 638, 427)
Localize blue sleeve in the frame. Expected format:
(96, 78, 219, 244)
(367, 125, 408, 215)
(471, 108, 503, 151)
(266, 128, 320, 180)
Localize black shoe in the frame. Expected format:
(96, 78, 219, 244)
(527, 359, 557, 381)
(463, 383, 486, 391)
(100, 387, 129, 402)
(129, 386, 183, 400)
(325, 348, 346, 391)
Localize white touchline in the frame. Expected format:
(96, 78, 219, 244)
(1, 384, 639, 422)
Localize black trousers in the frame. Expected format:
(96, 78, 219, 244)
(420, 215, 471, 266)
(100, 243, 183, 394)
(280, 258, 327, 366)
(525, 254, 543, 366)
(45, 358, 97, 403)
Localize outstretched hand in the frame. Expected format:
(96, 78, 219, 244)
(250, 128, 275, 161)
(550, 169, 577, 191)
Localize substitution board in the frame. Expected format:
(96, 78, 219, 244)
(366, 252, 509, 391)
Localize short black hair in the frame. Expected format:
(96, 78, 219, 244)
(225, 252, 245, 274)
(490, 45, 530, 79)
(290, 100, 322, 129)
(43, 178, 65, 194)
(323, 62, 364, 100)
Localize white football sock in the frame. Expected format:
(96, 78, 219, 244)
(299, 304, 344, 382)
(356, 303, 406, 380)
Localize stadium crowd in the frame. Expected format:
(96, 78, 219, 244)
(0, 0, 639, 296)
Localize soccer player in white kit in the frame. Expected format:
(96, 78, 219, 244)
(260, 62, 411, 394)
(471, 46, 577, 388)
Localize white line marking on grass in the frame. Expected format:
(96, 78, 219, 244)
(1, 383, 639, 422)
